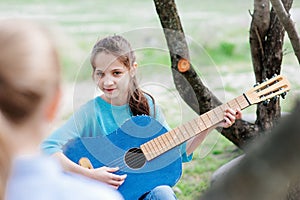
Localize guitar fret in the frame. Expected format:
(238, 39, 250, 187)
(190, 120, 201, 134)
(175, 128, 184, 145)
(220, 104, 229, 112)
(184, 124, 192, 137)
(163, 134, 174, 151)
(234, 97, 242, 109)
(171, 129, 178, 145)
(157, 136, 167, 152)
(227, 99, 239, 110)
(140, 144, 150, 160)
(178, 126, 189, 140)
(182, 123, 194, 137)
(201, 113, 211, 128)
(226, 101, 234, 109)
(160, 134, 169, 148)
(153, 138, 163, 154)
(194, 117, 206, 132)
(165, 131, 175, 146)
(169, 129, 180, 145)
(148, 140, 159, 158)
(214, 106, 225, 122)
(173, 128, 185, 144)
(234, 98, 242, 110)
(187, 121, 199, 135)
(143, 143, 154, 160)
(207, 110, 219, 125)
(236, 95, 249, 109)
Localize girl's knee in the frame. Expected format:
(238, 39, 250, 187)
(147, 185, 177, 200)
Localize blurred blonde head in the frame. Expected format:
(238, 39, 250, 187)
(0, 18, 61, 200)
(0, 19, 60, 124)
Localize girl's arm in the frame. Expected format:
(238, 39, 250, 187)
(42, 103, 127, 189)
(186, 108, 242, 156)
(53, 152, 127, 189)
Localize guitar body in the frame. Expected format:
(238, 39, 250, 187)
(63, 115, 182, 200)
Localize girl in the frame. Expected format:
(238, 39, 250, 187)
(0, 19, 123, 200)
(42, 35, 241, 199)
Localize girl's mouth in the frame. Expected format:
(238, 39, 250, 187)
(105, 88, 115, 93)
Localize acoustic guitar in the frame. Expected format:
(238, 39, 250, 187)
(63, 75, 290, 200)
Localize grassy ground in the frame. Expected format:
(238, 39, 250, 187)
(1, 0, 300, 199)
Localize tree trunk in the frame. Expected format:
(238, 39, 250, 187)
(250, 0, 293, 132)
(153, 0, 258, 148)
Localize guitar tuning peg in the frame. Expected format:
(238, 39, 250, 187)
(263, 78, 269, 82)
(254, 82, 260, 87)
(272, 95, 278, 102)
(281, 92, 287, 99)
(263, 99, 270, 106)
(272, 74, 278, 78)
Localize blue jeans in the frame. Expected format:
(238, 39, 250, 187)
(142, 185, 177, 200)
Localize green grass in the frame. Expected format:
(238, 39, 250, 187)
(1, 0, 299, 199)
(175, 131, 243, 200)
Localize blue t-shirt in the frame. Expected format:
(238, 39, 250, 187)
(41, 96, 192, 162)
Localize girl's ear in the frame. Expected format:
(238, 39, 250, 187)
(133, 62, 138, 69)
(130, 62, 138, 77)
(45, 89, 61, 122)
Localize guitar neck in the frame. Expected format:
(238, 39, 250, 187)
(141, 94, 251, 161)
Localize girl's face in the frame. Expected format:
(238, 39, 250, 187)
(93, 52, 135, 105)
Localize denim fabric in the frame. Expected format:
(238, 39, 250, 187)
(142, 185, 177, 200)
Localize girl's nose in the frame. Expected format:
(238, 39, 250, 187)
(103, 77, 114, 86)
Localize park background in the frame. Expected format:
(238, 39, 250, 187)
(1, 0, 300, 199)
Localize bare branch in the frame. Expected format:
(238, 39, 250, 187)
(270, 0, 300, 64)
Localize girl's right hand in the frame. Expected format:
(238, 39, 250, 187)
(90, 166, 127, 189)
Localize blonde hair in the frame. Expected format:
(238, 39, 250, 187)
(0, 19, 60, 200)
(0, 19, 60, 123)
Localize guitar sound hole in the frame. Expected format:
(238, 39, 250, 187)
(124, 148, 146, 170)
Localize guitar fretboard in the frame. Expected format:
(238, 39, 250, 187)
(140, 94, 250, 161)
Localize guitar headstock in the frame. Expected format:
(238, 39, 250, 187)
(244, 75, 291, 105)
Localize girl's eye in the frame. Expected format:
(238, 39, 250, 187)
(96, 71, 104, 77)
(113, 71, 123, 76)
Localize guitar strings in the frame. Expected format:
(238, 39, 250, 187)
(91, 146, 167, 171)
(103, 120, 196, 169)
(93, 119, 210, 170)
(93, 130, 188, 170)
(95, 148, 147, 170)
(99, 138, 192, 170)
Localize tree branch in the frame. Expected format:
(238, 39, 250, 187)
(270, 0, 300, 64)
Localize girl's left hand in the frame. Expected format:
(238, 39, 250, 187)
(219, 108, 242, 128)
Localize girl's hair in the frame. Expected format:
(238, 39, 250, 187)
(0, 19, 60, 199)
(90, 35, 155, 116)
